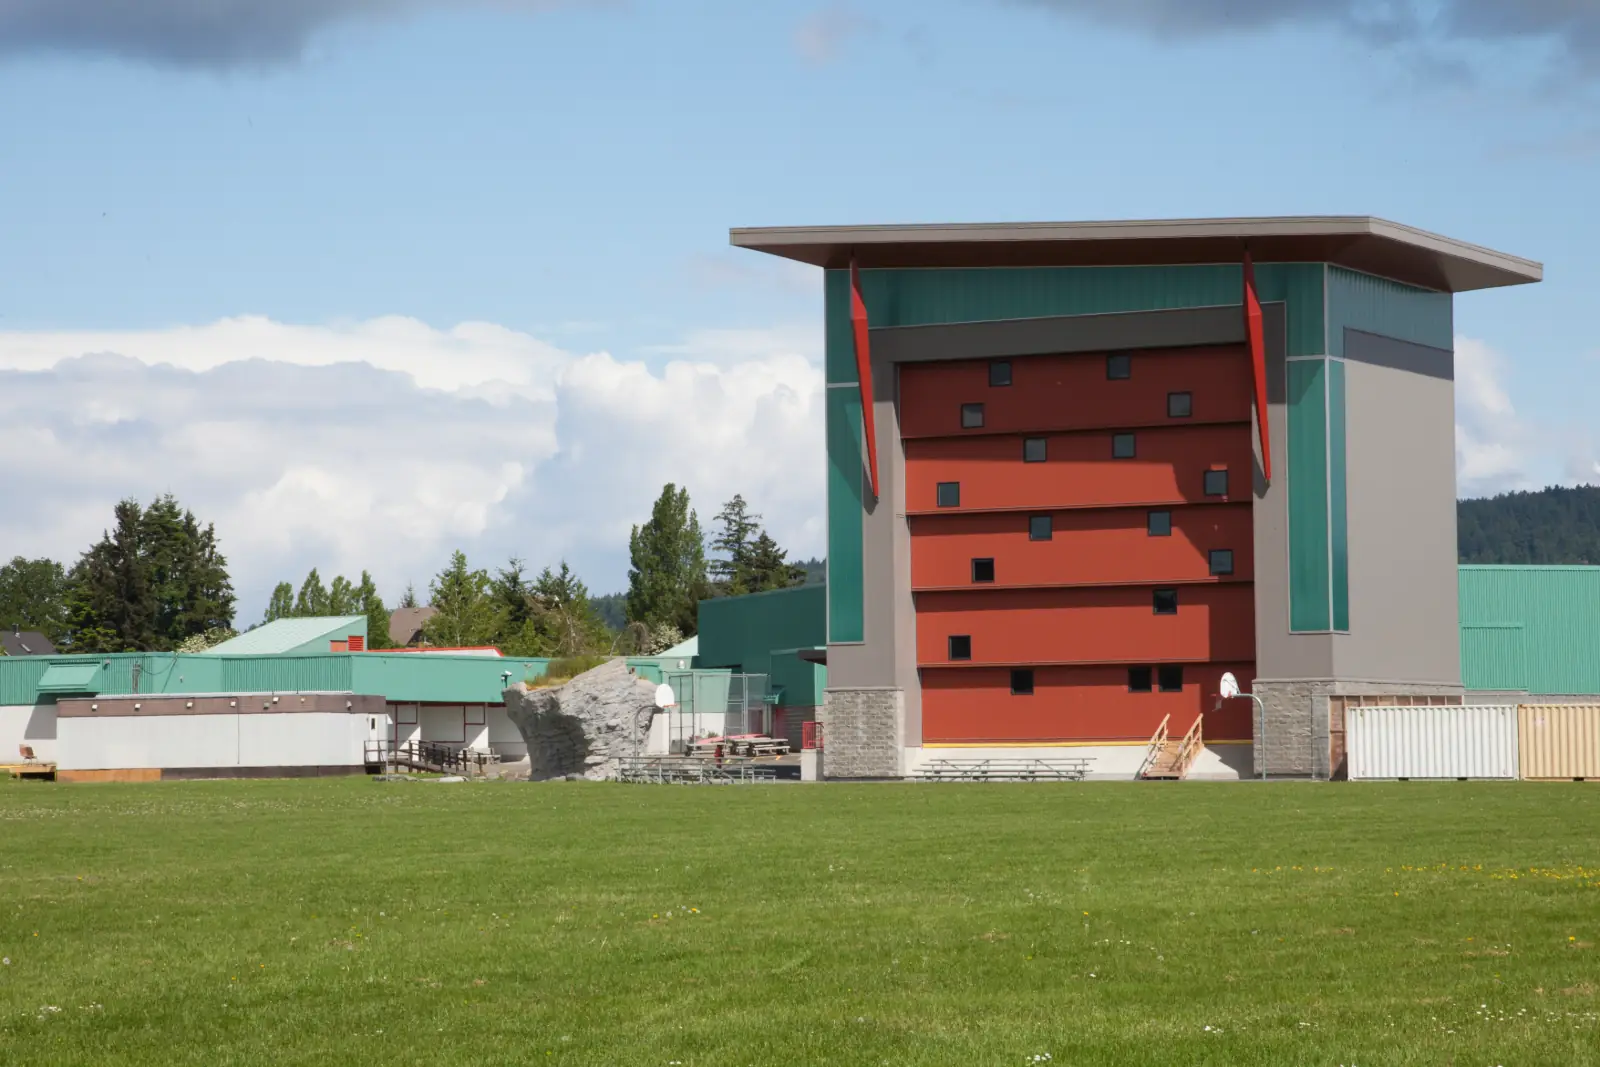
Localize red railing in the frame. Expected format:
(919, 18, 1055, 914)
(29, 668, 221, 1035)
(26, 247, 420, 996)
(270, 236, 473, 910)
(802, 721, 823, 751)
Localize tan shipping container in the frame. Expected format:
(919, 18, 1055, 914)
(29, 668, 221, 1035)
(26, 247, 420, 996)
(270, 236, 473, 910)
(1517, 704, 1600, 781)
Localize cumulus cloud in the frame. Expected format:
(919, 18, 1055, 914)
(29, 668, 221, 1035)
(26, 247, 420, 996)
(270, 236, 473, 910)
(0, 316, 823, 622)
(1454, 336, 1535, 496)
(1018, 0, 1600, 79)
(793, 6, 877, 66)
(0, 0, 583, 68)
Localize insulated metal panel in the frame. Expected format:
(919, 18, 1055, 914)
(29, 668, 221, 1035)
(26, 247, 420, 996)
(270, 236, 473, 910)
(1517, 704, 1600, 780)
(826, 385, 866, 642)
(1459, 567, 1600, 694)
(1326, 265, 1452, 357)
(1345, 704, 1519, 780)
(1287, 359, 1330, 630)
(221, 655, 353, 694)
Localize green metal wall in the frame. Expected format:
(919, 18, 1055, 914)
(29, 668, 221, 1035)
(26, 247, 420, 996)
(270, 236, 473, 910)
(696, 584, 826, 703)
(1326, 265, 1453, 357)
(1460, 566, 1600, 694)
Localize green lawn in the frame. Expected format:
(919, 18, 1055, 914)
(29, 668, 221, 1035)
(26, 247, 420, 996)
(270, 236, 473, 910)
(1, 778, 1597, 1066)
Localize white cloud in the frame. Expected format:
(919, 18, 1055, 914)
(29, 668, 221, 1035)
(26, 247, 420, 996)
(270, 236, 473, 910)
(0, 316, 823, 623)
(1453, 335, 1542, 497)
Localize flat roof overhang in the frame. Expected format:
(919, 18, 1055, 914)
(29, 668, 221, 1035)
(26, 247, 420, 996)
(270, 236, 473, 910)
(729, 216, 1541, 293)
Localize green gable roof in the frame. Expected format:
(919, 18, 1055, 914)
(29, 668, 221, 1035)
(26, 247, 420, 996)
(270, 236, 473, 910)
(204, 616, 367, 657)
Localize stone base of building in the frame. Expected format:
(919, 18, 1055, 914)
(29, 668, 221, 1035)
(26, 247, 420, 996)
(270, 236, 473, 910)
(819, 687, 903, 779)
(1251, 678, 1465, 779)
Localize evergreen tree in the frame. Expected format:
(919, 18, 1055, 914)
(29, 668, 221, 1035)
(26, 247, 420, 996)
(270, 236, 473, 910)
(493, 558, 533, 631)
(64, 496, 235, 653)
(65, 500, 154, 652)
(399, 583, 419, 609)
(327, 574, 356, 615)
(0, 557, 70, 642)
(626, 484, 708, 635)
(263, 582, 295, 623)
(421, 551, 499, 647)
(354, 570, 393, 650)
(710, 494, 761, 594)
(294, 568, 329, 616)
(531, 562, 609, 656)
(742, 531, 806, 592)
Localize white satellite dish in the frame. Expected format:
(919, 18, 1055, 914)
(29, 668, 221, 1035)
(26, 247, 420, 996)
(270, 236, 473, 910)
(653, 683, 676, 709)
(1218, 672, 1241, 699)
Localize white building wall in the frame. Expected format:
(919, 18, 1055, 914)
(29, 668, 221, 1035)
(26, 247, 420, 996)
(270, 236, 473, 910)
(0, 704, 57, 763)
(58, 712, 375, 771)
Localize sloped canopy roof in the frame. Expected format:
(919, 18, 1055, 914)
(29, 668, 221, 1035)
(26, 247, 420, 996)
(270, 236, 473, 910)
(205, 616, 366, 656)
(37, 662, 101, 693)
(730, 216, 1542, 293)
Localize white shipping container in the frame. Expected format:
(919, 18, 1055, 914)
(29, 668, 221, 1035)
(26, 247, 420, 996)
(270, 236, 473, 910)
(1346, 704, 1519, 780)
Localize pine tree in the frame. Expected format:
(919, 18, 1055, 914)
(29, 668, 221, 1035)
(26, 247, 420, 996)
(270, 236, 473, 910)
(354, 571, 393, 650)
(493, 558, 533, 631)
(421, 551, 499, 647)
(65, 499, 157, 652)
(711, 494, 761, 594)
(626, 484, 708, 635)
(742, 531, 806, 592)
(399, 583, 419, 610)
(263, 582, 295, 623)
(531, 562, 609, 656)
(294, 568, 330, 616)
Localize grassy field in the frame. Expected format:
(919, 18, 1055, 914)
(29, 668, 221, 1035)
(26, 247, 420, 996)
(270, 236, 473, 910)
(1, 778, 1597, 1066)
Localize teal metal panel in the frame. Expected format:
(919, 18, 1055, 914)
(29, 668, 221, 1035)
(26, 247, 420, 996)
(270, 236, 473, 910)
(1254, 263, 1327, 359)
(1459, 566, 1600, 694)
(220, 655, 354, 693)
(204, 616, 367, 656)
(827, 386, 865, 643)
(698, 585, 827, 678)
(768, 649, 826, 707)
(36, 662, 101, 693)
(352, 654, 549, 704)
(1460, 625, 1528, 691)
(0, 656, 53, 705)
(1328, 358, 1349, 631)
(1326, 266, 1452, 357)
(1288, 359, 1331, 631)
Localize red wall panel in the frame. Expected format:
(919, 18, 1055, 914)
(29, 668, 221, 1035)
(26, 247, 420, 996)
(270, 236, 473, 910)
(915, 584, 1256, 666)
(909, 504, 1253, 589)
(900, 347, 1251, 439)
(904, 424, 1251, 513)
(921, 663, 1257, 743)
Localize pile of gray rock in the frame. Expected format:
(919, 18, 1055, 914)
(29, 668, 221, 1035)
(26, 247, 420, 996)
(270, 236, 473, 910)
(502, 659, 659, 781)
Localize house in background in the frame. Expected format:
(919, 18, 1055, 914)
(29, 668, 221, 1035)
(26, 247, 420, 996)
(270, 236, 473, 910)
(2, 630, 57, 656)
(389, 607, 438, 648)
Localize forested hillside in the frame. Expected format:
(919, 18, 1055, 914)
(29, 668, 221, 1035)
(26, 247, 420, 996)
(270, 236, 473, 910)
(1459, 485, 1600, 564)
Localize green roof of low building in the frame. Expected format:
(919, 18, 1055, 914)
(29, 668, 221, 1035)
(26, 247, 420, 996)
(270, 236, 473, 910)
(204, 616, 367, 656)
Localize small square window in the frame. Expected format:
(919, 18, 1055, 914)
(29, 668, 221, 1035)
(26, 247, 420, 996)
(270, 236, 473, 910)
(1112, 432, 1136, 459)
(1209, 549, 1235, 576)
(1128, 667, 1153, 693)
(971, 558, 996, 583)
(1204, 469, 1229, 497)
(1153, 588, 1178, 615)
(936, 482, 961, 508)
(961, 403, 985, 429)
(1107, 354, 1131, 380)
(1029, 514, 1053, 542)
(1023, 437, 1048, 463)
(1010, 668, 1034, 695)
(1147, 510, 1172, 537)
(1158, 666, 1184, 693)
(1167, 392, 1193, 418)
(948, 635, 972, 661)
(989, 361, 1012, 387)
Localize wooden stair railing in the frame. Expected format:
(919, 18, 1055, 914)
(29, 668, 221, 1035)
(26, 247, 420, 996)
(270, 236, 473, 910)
(1138, 715, 1171, 779)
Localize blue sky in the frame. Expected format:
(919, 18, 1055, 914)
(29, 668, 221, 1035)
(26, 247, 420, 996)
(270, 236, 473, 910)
(1, 0, 1597, 620)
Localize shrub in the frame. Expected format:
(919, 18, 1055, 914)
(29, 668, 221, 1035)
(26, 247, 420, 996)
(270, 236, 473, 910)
(528, 654, 613, 688)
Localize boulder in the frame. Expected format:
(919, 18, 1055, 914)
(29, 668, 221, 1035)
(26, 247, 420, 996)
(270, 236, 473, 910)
(503, 659, 660, 781)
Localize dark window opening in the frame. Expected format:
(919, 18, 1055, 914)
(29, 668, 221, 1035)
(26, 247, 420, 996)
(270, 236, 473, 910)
(1029, 515, 1053, 541)
(948, 635, 972, 661)
(1153, 588, 1178, 615)
(1167, 392, 1193, 418)
(1010, 669, 1035, 695)
(971, 558, 996, 583)
(989, 361, 1012, 387)
(1107, 353, 1131, 380)
(961, 403, 985, 429)
(1023, 436, 1048, 463)
(1209, 549, 1235, 576)
(1204, 469, 1229, 497)
(1128, 667, 1153, 693)
(1147, 510, 1172, 537)
(1112, 432, 1136, 459)
(1158, 666, 1184, 693)
(936, 482, 961, 508)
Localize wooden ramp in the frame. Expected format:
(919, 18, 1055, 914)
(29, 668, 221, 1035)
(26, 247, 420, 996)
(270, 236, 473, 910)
(1138, 716, 1204, 781)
